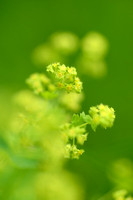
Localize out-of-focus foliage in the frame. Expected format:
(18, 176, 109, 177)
(32, 31, 109, 78)
(109, 159, 133, 192)
(113, 190, 133, 200)
(96, 159, 133, 200)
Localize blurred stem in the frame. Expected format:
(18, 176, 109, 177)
(73, 137, 75, 146)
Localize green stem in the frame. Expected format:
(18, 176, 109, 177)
(79, 122, 89, 128)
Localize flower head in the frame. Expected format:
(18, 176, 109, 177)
(47, 63, 82, 93)
(89, 104, 115, 130)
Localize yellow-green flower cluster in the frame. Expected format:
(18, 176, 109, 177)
(64, 144, 84, 159)
(47, 63, 82, 93)
(26, 73, 56, 98)
(62, 124, 87, 144)
(113, 190, 133, 200)
(89, 104, 115, 130)
(61, 123, 87, 159)
(60, 104, 115, 159)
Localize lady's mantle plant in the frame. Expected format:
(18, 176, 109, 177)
(0, 63, 115, 200)
(26, 62, 115, 159)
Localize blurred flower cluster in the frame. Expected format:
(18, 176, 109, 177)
(32, 31, 109, 78)
(79, 32, 109, 77)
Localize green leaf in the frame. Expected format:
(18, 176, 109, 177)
(91, 123, 97, 132)
(80, 113, 92, 124)
(71, 112, 91, 127)
(71, 113, 85, 127)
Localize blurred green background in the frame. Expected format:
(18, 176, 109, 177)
(0, 0, 133, 199)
